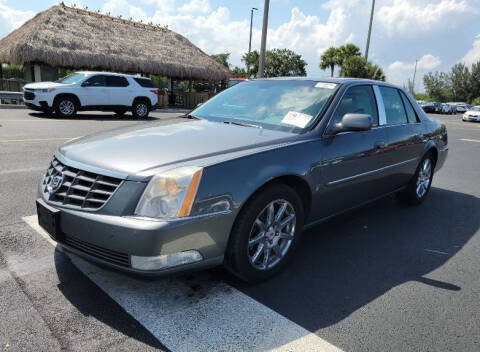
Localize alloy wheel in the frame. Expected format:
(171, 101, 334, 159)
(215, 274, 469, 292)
(59, 100, 74, 116)
(416, 158, 432, 198)
(247, 199, 296, 270)
(135, 103, 148, 117)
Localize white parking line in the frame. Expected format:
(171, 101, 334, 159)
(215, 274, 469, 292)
(23, 215, 343, 352)
(460, 138, 480, 143)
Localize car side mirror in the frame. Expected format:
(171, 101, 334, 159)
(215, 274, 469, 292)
(331, 113, 373, 134)
(81, 81, 91, 87)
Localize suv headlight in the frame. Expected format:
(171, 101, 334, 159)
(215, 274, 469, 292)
(134, 166, 203, 219)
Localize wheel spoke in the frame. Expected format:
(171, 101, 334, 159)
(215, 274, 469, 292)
(278, 214, 295, 230)
(262, 247, 270, 267)
(255, 218, 266, 231)
(249, 231, 265, 246)
(279, 232, 294, 240)
(251, 243, 264, 264)
(266, 203, 274, 226)
(272, 243, 283, 258)
(274, 202, 287, 224)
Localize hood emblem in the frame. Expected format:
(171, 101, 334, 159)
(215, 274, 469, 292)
(46, 172, 65, 195)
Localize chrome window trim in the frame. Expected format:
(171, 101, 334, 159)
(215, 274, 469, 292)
(373, 85, 387, 125)
(327, 157, 418, 186)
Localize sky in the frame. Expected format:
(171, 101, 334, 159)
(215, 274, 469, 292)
(1, 0, 479, 91)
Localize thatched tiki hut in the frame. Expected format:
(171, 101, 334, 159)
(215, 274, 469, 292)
(0, 4, 229, 106)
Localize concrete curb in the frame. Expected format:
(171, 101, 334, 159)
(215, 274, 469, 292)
(0, 104, 28, 110)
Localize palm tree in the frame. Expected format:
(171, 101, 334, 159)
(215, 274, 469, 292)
(319, 47, 339, 77)
(337, 43, 362, 66)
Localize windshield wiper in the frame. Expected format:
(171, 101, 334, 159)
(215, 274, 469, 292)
(223, 120, 262, 129)
(180, 114, 200, 120)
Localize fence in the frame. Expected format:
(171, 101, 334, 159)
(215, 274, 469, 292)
(0, 78, 25, 92)
(172, 92, 210, 109)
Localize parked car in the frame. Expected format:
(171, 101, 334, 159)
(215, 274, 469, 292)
(422, 102, 437, 113)
(462, 106, 480, 122)
(448, 102, 468, 113)
(23, 72, 159, 118)
(441, 103, 456, 115)
(36, 78, 448, 283)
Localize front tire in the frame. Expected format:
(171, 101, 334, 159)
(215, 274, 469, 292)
(225, 184, 304, 283)
(398, 152, 435, 205)
(132, 100, 150, 119)
(54, 97, 77, 118)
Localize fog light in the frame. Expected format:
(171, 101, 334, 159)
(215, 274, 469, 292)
(131, 250, 203, 270)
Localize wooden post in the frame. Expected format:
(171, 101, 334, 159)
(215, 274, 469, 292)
(189, 79, 193, 93)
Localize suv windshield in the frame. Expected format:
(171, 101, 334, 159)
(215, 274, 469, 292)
(191, 80, 337, 132)
(56, 73, 87, 84)
(471, 106, 480, 111)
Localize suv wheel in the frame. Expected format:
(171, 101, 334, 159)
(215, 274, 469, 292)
(225, 184, 304, 283)
(54, 97, 77, 118)
(132, 100, 150, 119)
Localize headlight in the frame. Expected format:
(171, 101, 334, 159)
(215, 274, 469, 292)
(134, 166, 203, 219)
(39, 88, 55, 93)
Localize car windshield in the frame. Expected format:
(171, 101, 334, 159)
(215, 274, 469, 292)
(471, 107, 480, 111)
(56, 73, 87, 84)
(191, 80, 337, 132)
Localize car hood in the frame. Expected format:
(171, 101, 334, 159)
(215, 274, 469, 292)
(58, 118, 297, 177)
(24, 82, 69, 89)
(465, 110, 480, 115)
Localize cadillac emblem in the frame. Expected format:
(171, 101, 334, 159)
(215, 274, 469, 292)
(46, 172, 65, 195)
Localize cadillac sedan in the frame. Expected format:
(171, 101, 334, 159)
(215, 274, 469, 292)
(36, 78, 448, 282)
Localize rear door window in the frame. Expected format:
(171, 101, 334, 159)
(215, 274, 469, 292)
(399, 91, 419, 123)
(379, 86, 407, 125)
(84, 75, 106, 87)
(106, 76, 129, 87)
(133, 77, 154, 88)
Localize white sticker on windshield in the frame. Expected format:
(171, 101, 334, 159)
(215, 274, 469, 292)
(281, 111, 313, 128)
(315, 82, 337, 89)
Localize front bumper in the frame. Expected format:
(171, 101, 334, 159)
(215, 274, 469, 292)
(36, 197, 233, 275)
(463, 115, 480, 121)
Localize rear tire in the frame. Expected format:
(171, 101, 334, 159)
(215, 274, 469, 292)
(54, 97, 77, 118)
(132, 100, 150, 119)
(225, 184, 304, 283)
(398, 152, 435, 206)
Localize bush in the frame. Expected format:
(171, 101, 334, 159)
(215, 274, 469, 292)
(472, 97, 480, 106)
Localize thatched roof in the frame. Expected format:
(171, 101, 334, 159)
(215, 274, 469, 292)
(0, 4, 230, 81)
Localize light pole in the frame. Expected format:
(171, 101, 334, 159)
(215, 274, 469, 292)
(412, 59, 418, 94)
(258, 0, 270, 78)
(248, 7, 258, 53)
(365, 0, 375, 62)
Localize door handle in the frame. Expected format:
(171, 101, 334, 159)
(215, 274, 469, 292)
(374, 141, 386, 150)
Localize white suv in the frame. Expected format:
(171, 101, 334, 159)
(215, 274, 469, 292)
(23, 71, 159, 118)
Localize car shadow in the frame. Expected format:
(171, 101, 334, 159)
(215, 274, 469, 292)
(51, 187, 478, 347)
(28, 112, 159, 121)
(227, 187, 479, 332)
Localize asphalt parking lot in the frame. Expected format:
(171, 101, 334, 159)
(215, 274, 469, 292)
(1, 109, 479, 352)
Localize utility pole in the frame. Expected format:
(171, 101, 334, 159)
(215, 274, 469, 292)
(365, 0, 375, 62)
(258, 0, 270, 78)
(412, 59, 418, 94)
(248, 7, 258, 53)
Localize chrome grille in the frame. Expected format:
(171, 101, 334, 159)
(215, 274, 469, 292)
(42, 157, 122, 210)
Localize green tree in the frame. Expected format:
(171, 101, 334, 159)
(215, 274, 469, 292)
(450, 63, 470, 102)
(230, 66, 247, 78)
(264, 48, 307, 77)
(413, 93, 433, 102)
(242, 49, 307, 78)
(210, 53, 231, 69)
(319, 47, 340, 77)
(423, 71, 451, 102)
(471, 97, 480, 106)
(242, 50, 259, 78)
(468, 61, 480, 102)
(366, 62, 386, 81)
(337, 43, 362, 66)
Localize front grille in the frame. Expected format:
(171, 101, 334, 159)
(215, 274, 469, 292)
(63, 235, 130, 267)
(42, 157, 122, 210)
(24, 91, 35, 100)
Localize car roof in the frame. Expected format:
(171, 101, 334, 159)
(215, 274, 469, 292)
(253, 76, 400, 88)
